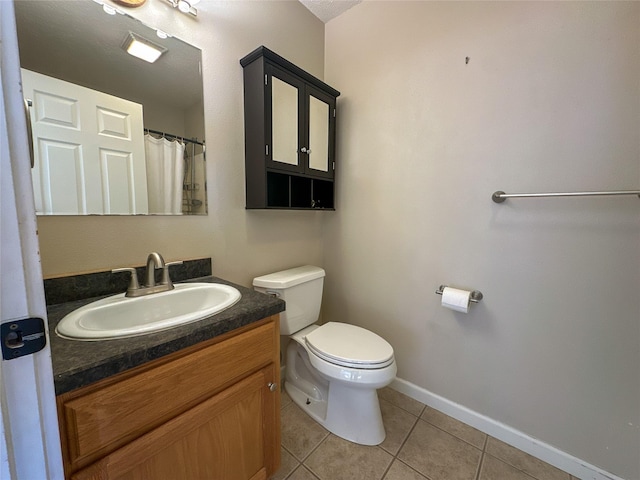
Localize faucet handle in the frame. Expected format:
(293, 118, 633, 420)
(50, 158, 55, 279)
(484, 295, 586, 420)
(160, 261, 183, 287)
(111, 267, 140, 294)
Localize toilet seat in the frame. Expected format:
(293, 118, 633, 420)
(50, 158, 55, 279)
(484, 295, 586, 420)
(304, 322, 394, 369)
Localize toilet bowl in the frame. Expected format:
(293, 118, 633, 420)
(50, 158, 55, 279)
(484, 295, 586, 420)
(253, 266, 397, 445)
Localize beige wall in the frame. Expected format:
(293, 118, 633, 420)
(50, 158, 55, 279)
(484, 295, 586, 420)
(37, 0, 327, 286)
(35, 1, 639, 477)
(324, 2, 639, 479)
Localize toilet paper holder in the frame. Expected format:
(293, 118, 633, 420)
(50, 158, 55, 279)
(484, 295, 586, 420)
(435, 285, 483, 303)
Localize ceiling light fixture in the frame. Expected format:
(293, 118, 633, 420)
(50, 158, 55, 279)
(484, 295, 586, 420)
(122, 32, 167, 63)
(166, 0, 200, 16)
(102, 4, 117, 15)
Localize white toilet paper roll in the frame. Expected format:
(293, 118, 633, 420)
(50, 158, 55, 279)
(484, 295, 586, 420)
(441, 287, 471, 313)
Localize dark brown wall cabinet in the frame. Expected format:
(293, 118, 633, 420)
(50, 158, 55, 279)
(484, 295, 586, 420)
(241, 46, 340, 210)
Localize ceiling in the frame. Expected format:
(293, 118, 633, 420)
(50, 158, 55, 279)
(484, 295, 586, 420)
(299, 0, 362, 23)
(14, 0, 202, 111)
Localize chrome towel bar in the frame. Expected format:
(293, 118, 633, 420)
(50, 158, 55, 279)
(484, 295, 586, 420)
(435, 285, 483, 303)
(492, 190, 640, 203)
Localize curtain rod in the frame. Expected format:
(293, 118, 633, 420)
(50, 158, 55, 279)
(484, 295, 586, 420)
(144, 128, 205, 147)
(492, 190, 640, 203)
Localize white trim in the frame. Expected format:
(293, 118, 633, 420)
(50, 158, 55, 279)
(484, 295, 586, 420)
(1, 1, 64, 478)
(390, 377, 625, 480)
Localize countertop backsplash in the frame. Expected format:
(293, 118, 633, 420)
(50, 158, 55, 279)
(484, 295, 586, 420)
(43, 257, 212, 305)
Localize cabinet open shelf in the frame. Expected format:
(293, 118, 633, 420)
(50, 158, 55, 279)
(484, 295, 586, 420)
(265, 172, 334, 210)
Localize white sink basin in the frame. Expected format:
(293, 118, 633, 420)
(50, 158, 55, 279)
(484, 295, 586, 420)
(55, 283, 242, 341)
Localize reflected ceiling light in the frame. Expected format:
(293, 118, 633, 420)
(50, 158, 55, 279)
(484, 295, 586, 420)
(93, 0, 124, 15)
(102, 4, 117, 15)
(166, 0, 200, 16)
(122, 32, 167, 63)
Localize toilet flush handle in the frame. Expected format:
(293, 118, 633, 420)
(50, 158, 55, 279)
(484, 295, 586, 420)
(265, 290, 280, 297)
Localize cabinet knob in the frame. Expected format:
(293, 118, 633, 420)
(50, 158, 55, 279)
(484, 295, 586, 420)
(268, 382, 278, 392)
(300, 147, 312, 154)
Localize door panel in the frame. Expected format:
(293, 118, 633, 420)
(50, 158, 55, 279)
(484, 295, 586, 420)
(35, 139, 83, 213)
(22, 69, 148, 214)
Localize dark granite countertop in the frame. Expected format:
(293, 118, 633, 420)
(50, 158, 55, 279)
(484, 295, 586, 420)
(47, 276, 285, 395)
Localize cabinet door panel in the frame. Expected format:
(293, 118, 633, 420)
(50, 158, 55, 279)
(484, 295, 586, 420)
(72, 367, 277, 480)
(266, 65, 304, 174)
(271, 76, 299, 167)
(305, 86, 335, 179)
(308, 95, 329, 173)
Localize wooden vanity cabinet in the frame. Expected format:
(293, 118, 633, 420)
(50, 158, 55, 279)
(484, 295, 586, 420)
(56, 316, 281, 480)
(241, 46, 340, 210)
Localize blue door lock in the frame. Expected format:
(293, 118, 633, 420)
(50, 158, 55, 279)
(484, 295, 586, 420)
(1, 318, 46, 360)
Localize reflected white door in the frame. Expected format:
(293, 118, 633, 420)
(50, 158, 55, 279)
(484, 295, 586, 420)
(22, 69, 148, 214)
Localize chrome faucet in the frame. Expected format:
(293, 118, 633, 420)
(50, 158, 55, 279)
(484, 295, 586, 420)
(112, 252, 183, 298)
(145, 252, 165, 287)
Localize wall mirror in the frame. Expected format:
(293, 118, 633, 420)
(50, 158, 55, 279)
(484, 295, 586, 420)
(15, 0, 207, 215)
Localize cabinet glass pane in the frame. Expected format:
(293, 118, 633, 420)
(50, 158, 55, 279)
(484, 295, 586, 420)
(308, 96, 329, 172)
(271, 77, 299, 166)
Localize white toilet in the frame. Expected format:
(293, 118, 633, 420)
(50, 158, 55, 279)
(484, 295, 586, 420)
(253, 265, 397, 446)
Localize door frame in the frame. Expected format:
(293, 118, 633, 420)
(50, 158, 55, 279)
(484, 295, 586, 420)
(0, 1, 64, 478)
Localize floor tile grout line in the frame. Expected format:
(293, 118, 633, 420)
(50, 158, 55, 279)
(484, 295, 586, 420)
(413, 415, 486, 452)
(484, 437, 571, 480)
(482, 452, 546, 480)
(278, 444, 301, 480)
(395, 411, 421, 454)
(475, 451, 486, 480)
(299, 431, 332, 475)
(393, 457, 436, 480)
(282, 400, 331, 464)
(280, 443, 302, 480)
(383, 397, 427, 418)
(292, 464, 321, 480)
(379, 399, 422, 457)
(374, 449, 396, 480)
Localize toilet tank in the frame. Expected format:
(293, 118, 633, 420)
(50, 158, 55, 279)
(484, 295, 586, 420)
(253, 266, 325, 335)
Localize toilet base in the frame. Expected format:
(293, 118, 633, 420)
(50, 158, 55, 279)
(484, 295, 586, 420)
(284, 342, 388, 446)
(285, 380, 386, 446)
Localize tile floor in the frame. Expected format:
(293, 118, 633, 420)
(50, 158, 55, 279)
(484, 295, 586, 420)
(272, 387, 579, 480)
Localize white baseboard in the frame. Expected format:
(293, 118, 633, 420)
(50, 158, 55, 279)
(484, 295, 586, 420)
(390, 378, 625, 480)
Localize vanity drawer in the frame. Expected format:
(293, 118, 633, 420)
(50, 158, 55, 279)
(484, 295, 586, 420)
(57, 317, 278, 472)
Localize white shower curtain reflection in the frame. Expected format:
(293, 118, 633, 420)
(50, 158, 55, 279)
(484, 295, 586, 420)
(144, 134, 185, 214)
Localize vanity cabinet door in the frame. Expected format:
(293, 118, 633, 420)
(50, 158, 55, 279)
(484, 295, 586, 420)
(71, 365, 278, 480)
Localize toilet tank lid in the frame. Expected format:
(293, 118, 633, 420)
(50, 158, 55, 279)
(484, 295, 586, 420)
(253, 265, 325, 289)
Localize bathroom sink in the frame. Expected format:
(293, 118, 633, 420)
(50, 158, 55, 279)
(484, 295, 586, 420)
(55, 283, 242, 341)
